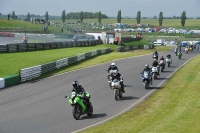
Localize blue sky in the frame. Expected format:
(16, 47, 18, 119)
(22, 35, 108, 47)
(0, 0, 199, 17)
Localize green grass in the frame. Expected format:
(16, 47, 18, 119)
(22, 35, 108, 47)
(0, 18, 65, 34)
(0, 44, 116, 77)
(80, 55, 200, 133)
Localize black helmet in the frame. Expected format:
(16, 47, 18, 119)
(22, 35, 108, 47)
(72, 80, 79, 88)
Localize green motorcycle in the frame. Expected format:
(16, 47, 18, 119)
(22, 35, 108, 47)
(65, 92, 93, 120)
(177, 51, 182, 59)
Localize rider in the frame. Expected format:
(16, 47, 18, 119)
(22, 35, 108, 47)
(159, 56, 166, 69)
(141, 64, 153, 84)
(107, 62, 119, 71)
(72, 81, 90, 107)
(107, 62, 119, 81)
(110, 70, 125, 93)
(152, 59, 160, 75)
(23, 34, 28, 43)
(175, 45, 178, 55)
(153, 50, 158, 60)
(166, 53, 172, 64)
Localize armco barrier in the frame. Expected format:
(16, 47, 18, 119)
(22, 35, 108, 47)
(4, 74, 20, 87)
(19, 48, 111, 82)
(0, 78, 5, 89)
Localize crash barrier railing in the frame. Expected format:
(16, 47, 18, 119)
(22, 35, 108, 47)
(0, 48, 111, 89)
(0, 40, 103, 53)
(116, 44, 153, 52)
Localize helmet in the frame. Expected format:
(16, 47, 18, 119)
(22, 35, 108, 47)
(167, 53, 170, 55)
(111, 62, 115, 66)
(72, 80, 79, 88)
(145, 64, 149, 69)
(113, 70, 118, 76)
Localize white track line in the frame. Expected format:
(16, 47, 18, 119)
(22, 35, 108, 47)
(72, 54, 199, 133)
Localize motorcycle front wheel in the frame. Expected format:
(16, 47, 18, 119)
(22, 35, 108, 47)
(168, 62, 170, 67)
(145, 82, 149, 89)
(114, 89, 120, 101)
(72, 104, 82, 120)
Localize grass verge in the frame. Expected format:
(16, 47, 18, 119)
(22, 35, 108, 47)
(0, 45, 171, 78)
(79, 55, 200, 133)
(0, 44, 116, 77)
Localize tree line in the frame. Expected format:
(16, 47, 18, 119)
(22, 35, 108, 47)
(0, 10, 188, 27)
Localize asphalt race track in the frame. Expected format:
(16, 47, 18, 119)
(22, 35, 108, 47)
(0, 48, 199, 133)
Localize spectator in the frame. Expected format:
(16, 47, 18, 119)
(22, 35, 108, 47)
(114, 37, 120, 45)
(8, 13, 10, 20)
(61, 27, 63, 32)
(98, 35, 101, 41)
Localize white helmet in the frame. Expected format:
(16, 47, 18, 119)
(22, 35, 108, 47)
(111, 62, 115, 66)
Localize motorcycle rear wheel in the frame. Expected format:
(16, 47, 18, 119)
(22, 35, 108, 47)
(87, 103, 93, 116)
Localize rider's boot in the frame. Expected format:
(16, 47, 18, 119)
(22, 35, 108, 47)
(121, 84, 125, 93)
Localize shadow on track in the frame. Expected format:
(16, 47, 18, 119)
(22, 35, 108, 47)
(81, 113, 107, 120)
(161, 70, 173, 73)
(122, 96, 139, 100)
(155, 77, 168, 80)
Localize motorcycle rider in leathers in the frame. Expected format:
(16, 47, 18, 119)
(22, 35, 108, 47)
(110, 70, 125, 93)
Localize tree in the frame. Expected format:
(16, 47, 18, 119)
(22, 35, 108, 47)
(80, 11, 83, 23)
(12, 11, 15, 19)
(181, 11, 186, 27)
(61, 10, 66, 25)
(117, 10, 121, 23)
(98, 11, 101, 24)
(45, 11, 48, 23)
(136, 11, 141, 24)
(159, 12, 163, 26)
(27, 12, 30, 21)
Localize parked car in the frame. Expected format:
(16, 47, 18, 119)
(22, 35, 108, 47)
(180, 41, 189, 47)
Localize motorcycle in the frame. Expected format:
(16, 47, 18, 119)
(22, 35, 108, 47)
(140, 71, 151, 89)
(166, 57, 171, 67)
(185, 47, 189, 54)
(111, 79, 123, 101)
(151, 66, 159, 79)
(153, 54, 158, 60)
(159, 60, 165, 72)
(65, 92, 93, 120)
(189, 47, 193, 52)
(177, 51, 182, 59)
(107, 70, 115, 88)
